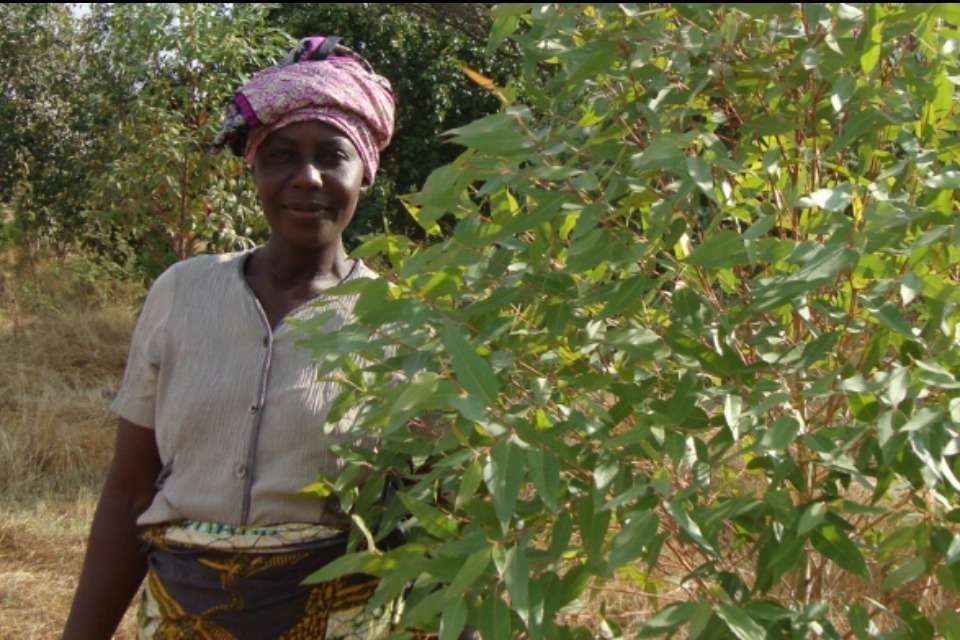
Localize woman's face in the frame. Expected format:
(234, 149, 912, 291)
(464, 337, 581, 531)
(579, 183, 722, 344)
(252, 120, 364, 251)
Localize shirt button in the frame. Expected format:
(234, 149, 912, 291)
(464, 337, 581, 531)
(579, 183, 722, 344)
(235, 464, 247, 479)
(249, 404, 259, 414)
(262, 336, 269, 347)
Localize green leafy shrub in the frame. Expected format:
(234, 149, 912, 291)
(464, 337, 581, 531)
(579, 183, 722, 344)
(304, 4, 960, 638)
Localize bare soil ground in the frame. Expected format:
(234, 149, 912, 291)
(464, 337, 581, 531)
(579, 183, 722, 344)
(0, 501, 138, 639)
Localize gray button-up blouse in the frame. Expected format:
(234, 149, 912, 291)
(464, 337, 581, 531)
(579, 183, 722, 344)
(111, 250, 378, 527)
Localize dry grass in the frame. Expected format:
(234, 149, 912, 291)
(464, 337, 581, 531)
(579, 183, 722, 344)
(0, 250, 142, 639)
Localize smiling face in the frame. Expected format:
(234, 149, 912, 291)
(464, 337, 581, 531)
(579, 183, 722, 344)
(251, 120, 365, 251)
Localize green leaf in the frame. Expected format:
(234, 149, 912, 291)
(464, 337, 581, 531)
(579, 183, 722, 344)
(902, 408, 942, 433)
(758, 417, 800, 452)
(824, 111, 885, 157)
(716, 604, 767, 640)
(487, 14, 519, 55)
(484, 439, 526, 532)
(577, 496, 612, 563)
(756, 532, 805, 591)
(795, 245, 859, 282)
(397, 491, 458, 540)
(504, 544, 531, 624)
(392, 371, 442, 413)
(632, 134, 686, 170)
(811, 525, 869, 579)
(299, 478, 333, 498)
(665, 500, 717, 556)
(887, 366, 909, 407)
(640, 603, 702, 632)
(304, 551, 380, 584)
(600, 276, 652, 318)
(830, 75, 855, 113)
(868, 301, 916, 337)
(553, 564, 590, 612)
(724, 394, 743, 438)
(882, 557, 927, 590)
(527, 448, 560, 511)
(456, 458, 484, 511)
(925, 170, 960, 189)
(685, 230, 749, 268)
(797, 184, 853, 212)
(448, 547, 491, 597)
(440, 598, 468, 640)
(798, 502, 828, 536)
(946, 533, 960, 565)
(608, 510, 658, 570)
(897, 600, 935, 639)
(848, 603, 873, 640)
(859, 5, 882, 73)
(476, 593, 512, 639)
(547, 510, 573, 560)
(442, 321, 500, 405)
(936, 609, 960, 640)
(594, 456, 619, 491)
(686, 155, 716, 202)
(445, 111, 532, 156)
(403, 589, 447, 628)
(744, 246, 858, 313)
(490, 3, 531, 17)
(415, 164, 464, 213)
(350, 234, 390, 259)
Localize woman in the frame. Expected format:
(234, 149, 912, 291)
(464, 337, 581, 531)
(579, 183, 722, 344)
(63, 36, 399, 639)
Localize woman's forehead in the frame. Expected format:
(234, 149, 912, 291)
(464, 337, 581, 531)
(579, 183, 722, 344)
(263, 121, 353, 148)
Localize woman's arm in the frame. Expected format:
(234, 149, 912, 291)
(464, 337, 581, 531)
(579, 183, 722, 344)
(62, 418, 162, 640)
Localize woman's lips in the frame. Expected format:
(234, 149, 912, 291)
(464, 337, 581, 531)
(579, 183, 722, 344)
(283, 205, 333, 220)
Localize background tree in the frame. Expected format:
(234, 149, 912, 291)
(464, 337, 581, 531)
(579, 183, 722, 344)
(79, 3, 291, 277)
(0, 4, 89, 254)
(303, 5, 960, 639)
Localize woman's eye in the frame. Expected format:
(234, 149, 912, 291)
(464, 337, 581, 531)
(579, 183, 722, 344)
(269, 149, 295, 161)
(312, 151, 348, 166)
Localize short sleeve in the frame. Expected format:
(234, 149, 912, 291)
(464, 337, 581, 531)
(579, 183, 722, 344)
(110, 265, 177, 428)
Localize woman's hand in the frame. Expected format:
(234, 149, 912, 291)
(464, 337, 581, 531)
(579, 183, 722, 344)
(62, 418, 162, 640)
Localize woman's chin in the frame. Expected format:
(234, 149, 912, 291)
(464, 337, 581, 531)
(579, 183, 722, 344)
(274, 224, 343, 250)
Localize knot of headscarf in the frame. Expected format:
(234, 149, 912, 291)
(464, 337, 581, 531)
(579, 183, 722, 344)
(213, 36, 395, 186)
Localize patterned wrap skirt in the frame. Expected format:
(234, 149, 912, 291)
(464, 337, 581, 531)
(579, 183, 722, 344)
(137, 521, 402, 640)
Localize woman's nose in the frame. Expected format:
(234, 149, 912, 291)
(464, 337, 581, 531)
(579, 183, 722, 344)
(293, 161, 323, 188)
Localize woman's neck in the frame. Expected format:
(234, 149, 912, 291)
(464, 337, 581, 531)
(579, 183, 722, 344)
(255, 238, 351, 286)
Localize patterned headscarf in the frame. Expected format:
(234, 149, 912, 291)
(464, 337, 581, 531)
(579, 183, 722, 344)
(213, 36, 395, 186)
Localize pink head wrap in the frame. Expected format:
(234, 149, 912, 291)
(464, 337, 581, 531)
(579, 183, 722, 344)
(214, 36, 395, 186)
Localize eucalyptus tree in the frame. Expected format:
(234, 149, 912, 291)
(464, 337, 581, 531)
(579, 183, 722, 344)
(302, 5, 960, 639)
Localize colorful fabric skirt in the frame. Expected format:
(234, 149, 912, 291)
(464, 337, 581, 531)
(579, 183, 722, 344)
(137, 521, 401, 640)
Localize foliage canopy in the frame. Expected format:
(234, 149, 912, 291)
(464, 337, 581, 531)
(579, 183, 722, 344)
(302, 4, 960, 639)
